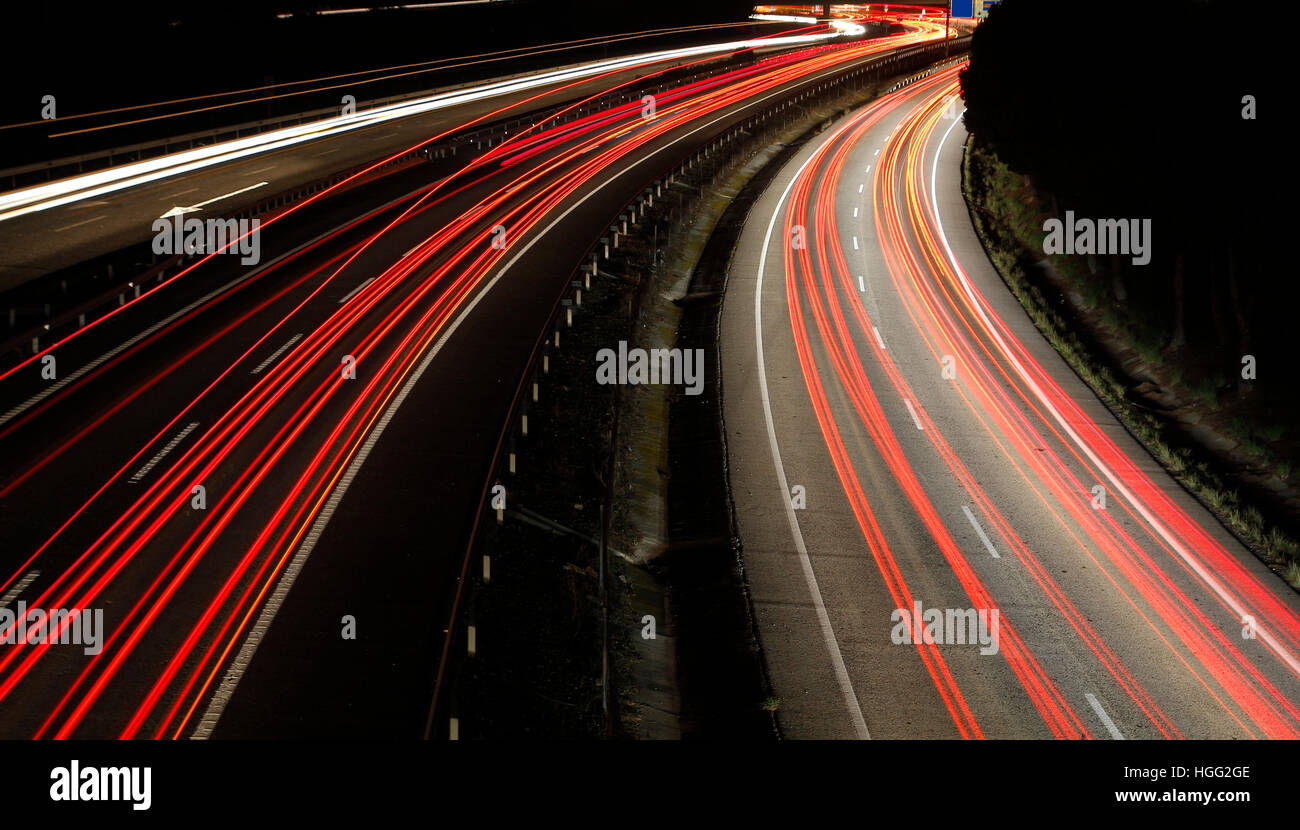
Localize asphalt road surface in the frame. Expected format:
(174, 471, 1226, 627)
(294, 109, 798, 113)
(0, 25, 949, 738)
(721, 63, 1300, 739)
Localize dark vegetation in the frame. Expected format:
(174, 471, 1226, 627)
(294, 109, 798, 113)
(960, 0, 1295, 576)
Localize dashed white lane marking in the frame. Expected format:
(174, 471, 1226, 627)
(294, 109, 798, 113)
(903, 398, 924, 430)
(858, 276, 866, 292)
(754, 137, 871, 741)
(853, 207, 858, 218)
(337, 277, 376, 305)
(857, 183, 864, 193)
(54, 215, 106, 232)
(0, 179, 435, 431)
(0, 570, 42, 640)
(872, 325, 886, 349)
(249, 333, 303, 375)
(194, 80, 828, 739)
(930, 104, 1300, 677)
(962, 505, 1000, 559)
(1086, 693, 1125, 740)
(852, 235, 859, 250)
(0, 571, 39, 611)
(130, 422, 200, 483)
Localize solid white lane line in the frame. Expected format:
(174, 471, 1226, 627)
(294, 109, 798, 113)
(755, 138, 872, 741)
(195, 73, 857, 739)
(872, 326, 886, 350)
(249, 333, 303, 375)
(1086, 693, 1125, 740)
(130, 423, 200, 483)
(929, 108, 1300, 676)
(962, 505, 1000, 559)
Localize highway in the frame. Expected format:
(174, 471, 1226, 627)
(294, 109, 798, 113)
(721, 62, 1300, 739)
(0, 25, 841, 288)
(0, 19, 952, 738)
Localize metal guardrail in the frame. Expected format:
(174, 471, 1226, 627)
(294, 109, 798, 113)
(0, 47, 758, 193)
(0, 53, 792, 361)
(422, 34, 974, 739)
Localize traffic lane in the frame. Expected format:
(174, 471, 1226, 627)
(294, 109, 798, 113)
(0, 211, 480, 738)
(721, 75, 1179, 741)
(0, 121, 577, 502)
(206, 68, 866, 738)
(785, 105, 1064, 738)
(0, 49, 784, 288)
(0, 167, 472, 565)
(826, 117, 1201, 739)
(0, 154, 575, 738)
(857, 87, 1300, 737)
(720, 89, 1003, 739)
(2, 56, 831, 736)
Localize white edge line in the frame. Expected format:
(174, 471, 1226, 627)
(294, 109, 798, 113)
(192, 67, 857, 738)
(754, 121, 872, 740)
(929, 107, 1300, 676)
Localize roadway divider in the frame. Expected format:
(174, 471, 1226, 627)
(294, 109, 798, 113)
(0, 44, 843, 365)
(424, 33, 972, 739)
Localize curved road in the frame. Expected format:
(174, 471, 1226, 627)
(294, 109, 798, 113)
(0, 23, 949, 739)
(722, 63, 1300, 739)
